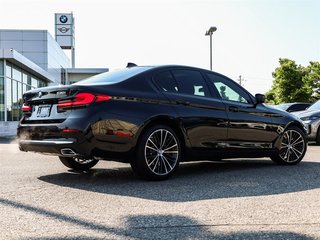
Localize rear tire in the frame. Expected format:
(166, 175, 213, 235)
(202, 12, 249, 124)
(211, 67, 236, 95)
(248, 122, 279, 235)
(131, 125, 181, 180)
(59, 156, 99, 171)
(271, 126, 307, 165)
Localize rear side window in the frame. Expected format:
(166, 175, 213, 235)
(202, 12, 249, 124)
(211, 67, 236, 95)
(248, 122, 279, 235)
(153, 71, 179, 93)
(172, 70, 210, 97)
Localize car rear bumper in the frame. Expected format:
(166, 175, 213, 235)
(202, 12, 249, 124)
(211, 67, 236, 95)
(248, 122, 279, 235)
(17, 106, 141, 161)
(17, 122, 136, 162)
(20, 139, 76, 145)
(19, 138, 79, 156)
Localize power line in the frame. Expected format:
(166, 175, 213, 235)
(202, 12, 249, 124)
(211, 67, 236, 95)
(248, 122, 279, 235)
(241, 76, 274, 81)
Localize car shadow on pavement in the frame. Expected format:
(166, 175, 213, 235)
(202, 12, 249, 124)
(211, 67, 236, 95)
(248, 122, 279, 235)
(0, 137, 17, 144)
(39, 159, 320, 202)
(0, 197, 313, 239)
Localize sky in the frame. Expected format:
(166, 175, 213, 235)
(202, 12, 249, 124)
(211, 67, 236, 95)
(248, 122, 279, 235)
(0, 0, 319, 94)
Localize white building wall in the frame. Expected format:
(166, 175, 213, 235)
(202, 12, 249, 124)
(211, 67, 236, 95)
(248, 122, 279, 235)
(46, 32, 70, 84)
(0, 30, 70, 85)
(0, 30, 47, 69)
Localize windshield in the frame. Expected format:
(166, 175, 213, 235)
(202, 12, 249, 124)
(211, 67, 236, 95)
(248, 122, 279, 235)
(275, 104, 290, 110)
(307, 100, 320, 111)
(74, 67, 153, 85)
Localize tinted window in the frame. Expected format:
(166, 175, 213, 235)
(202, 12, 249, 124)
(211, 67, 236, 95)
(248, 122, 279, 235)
(75, 67, 153, 85)
(288, 104, 310, 112)
(287, 105, 297, 112)
(206, 73, 251, 104)
(172, 70, 210, 97)
(154, 71, 178, 93)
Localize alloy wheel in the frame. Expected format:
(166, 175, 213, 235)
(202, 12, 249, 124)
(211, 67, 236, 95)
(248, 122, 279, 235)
(144, 129, 179, 176)
(74, 157, 96, 165)
(279, 129, 305, 163)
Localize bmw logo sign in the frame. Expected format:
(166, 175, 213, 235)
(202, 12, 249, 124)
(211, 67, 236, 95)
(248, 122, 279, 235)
(59, 15, 68, 23)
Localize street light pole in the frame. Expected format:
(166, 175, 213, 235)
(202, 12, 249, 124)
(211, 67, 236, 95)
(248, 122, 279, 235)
(209, 33, 212, 70)
(205, 26, 217, 71)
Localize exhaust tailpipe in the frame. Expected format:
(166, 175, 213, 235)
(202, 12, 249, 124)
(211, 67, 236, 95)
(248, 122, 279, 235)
(60, 148, 78, 157)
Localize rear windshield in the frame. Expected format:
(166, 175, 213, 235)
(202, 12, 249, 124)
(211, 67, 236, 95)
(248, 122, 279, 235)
(74, 67, 153, 86)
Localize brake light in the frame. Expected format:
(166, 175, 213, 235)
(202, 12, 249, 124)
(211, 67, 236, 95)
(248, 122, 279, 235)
(57, 92, 111, 111)
(22, 103, 31, 112)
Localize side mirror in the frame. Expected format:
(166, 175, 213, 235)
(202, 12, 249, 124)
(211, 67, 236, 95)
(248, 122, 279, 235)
(255, 94, 265, 104)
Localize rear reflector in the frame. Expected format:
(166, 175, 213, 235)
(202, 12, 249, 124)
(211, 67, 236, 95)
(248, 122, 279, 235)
(22, 104, 31, 112)
(58, 92, 111, 111)
(62, 129, 80, 133)
(95, 95, 112, 102)
(115, 131, 133, 137)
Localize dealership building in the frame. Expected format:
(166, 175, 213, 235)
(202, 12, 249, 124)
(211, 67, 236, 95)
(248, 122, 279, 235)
(0, 14, 108, 136)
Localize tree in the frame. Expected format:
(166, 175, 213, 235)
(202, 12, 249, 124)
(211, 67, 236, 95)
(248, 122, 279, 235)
(266, 58, 311, 104)
(303, 61, 320, 102)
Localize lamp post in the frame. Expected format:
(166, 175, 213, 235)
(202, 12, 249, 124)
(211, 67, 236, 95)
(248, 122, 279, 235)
(205, 26, 217, 71)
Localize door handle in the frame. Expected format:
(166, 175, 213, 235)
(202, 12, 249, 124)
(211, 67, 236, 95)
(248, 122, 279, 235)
(229, 106, 239, 112)
(176, 100, 190, 106)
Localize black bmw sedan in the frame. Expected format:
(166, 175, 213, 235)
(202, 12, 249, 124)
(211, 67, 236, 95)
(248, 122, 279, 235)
(18, 65, 307, 180)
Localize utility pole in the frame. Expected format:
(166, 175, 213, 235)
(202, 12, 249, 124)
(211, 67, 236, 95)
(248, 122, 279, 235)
(238, 75, 245, 86)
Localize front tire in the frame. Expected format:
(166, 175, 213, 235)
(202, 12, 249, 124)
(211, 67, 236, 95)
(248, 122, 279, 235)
(315, 127, 320, 145)
(271, 126, 307, 165)
(59, 156, 99, 171)
(131, 125, 181, 180)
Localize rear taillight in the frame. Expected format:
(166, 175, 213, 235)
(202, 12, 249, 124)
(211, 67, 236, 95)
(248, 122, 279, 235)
(57, 92, 111, 111)
(22, 103, 31, 112)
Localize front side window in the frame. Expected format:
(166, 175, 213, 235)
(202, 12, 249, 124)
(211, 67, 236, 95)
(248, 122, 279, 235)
(172, 70, 210, 97)
(206, 73, 251, 104)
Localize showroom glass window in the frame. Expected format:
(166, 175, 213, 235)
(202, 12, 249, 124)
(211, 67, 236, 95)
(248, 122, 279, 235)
(5, 62, 47, 121)
(0, 60, 4, 121)
(206, 73, 251, 104)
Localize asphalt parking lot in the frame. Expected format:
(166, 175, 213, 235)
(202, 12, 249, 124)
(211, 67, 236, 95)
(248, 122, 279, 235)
(0, 139, 320, 239)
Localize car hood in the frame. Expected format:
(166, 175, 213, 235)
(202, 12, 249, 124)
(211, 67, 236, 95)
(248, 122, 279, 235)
(264, 104, 305, 125)
(292, 109, 320, 118)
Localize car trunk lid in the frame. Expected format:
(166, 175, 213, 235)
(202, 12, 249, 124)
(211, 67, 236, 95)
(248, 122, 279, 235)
(21, 85, 81, 123)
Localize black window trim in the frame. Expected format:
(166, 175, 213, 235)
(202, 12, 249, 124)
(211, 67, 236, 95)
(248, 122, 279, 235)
(151, 67, 255, 104)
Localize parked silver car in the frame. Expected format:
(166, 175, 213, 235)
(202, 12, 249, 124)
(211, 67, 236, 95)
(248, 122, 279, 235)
(274, 102, 311, 113)
(294, 100, 320, 144)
